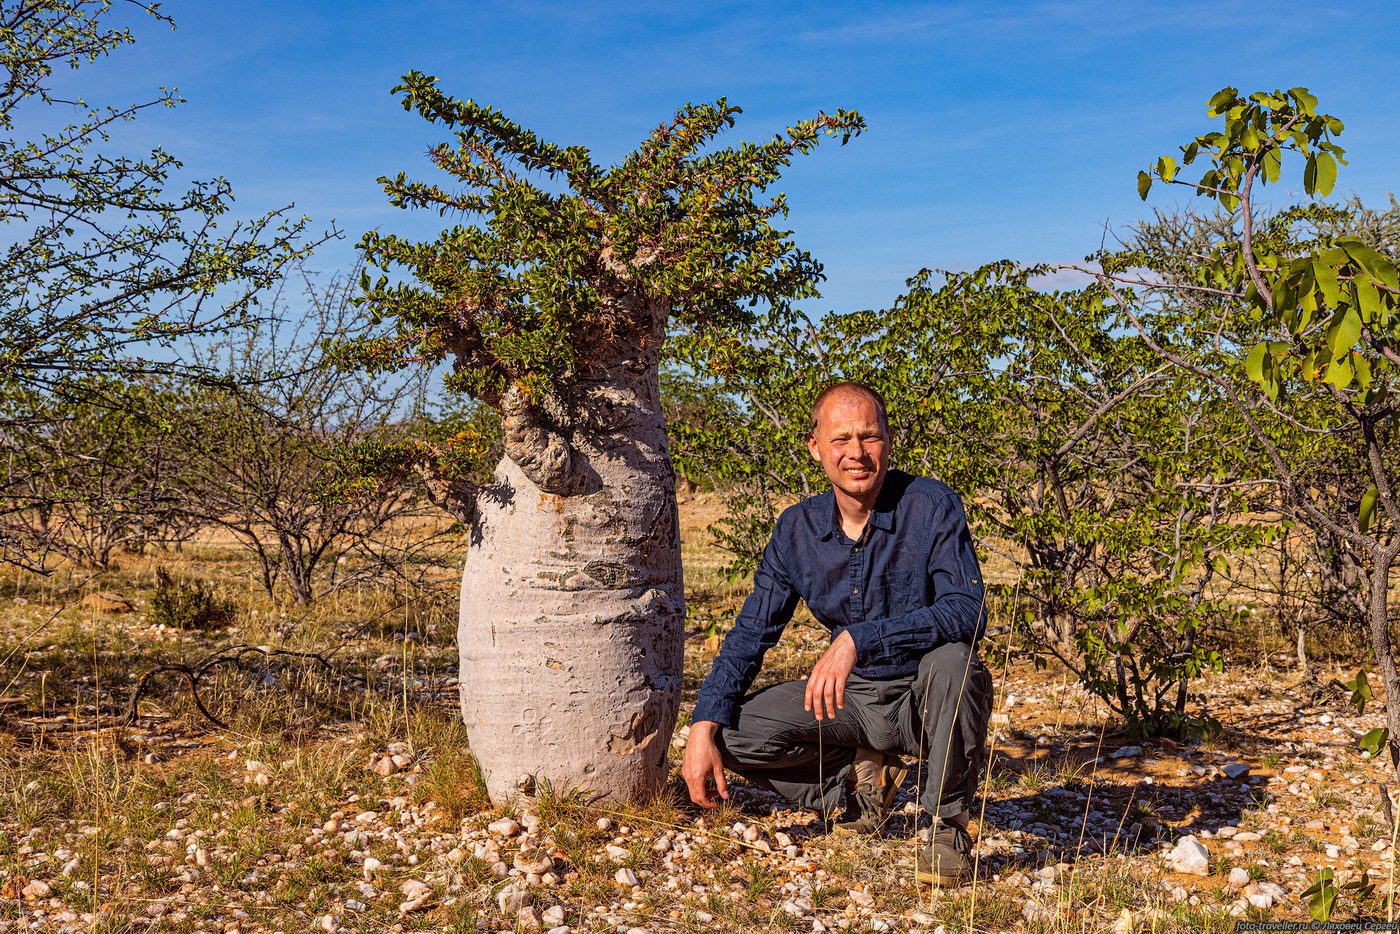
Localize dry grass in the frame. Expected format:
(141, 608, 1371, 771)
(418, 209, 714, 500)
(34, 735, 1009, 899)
(0, 497, 1395, 932)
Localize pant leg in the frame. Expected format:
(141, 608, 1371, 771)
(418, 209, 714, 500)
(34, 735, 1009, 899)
(896, 641, 994, 819)
(715, 677, 882, 817)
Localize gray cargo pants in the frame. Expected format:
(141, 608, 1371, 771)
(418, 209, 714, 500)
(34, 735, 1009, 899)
(714, 641, 993, 819)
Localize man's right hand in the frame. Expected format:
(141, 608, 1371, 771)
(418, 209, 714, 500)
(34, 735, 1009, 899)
(680, 720, 728, 808)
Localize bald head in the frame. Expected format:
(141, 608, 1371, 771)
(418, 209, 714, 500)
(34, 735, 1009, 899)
(809, 381, 890, 437)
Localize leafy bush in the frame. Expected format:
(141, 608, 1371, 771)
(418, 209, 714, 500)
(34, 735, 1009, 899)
(148, 568, 235, 631)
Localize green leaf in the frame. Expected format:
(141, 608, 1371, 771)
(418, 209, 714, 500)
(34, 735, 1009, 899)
(1308, 882, 1337, 922)
(1360, 727, 1389, 757)
(1303, 867, 1338, 921)
(1137, 171, 1152, 200)
(1341, 241, 1397, 285)
(1343, 669, 1372, 713)
(1262, 147, 1281, 183)
(1314, 151, 1338, 196)
(1354, 349, 1372, 388)
(1322, 356, 1354, 388)
(1360, 484, 1378, 534)
(1156, 156, 1176, 182)
(1315, 260, 1343, 308)
(1207, 86, 1238, 115)
(1327, 307, 1361, 359)
(1355, 278, 1381, 322)
(1289, 87, 1319, 116)
(1244, 342, 1268, 384)
(1304, 154, 1319, 195)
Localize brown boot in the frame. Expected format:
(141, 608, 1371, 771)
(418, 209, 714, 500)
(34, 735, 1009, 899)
(914, 816, 973, 885)
(831, 750, 909, 835)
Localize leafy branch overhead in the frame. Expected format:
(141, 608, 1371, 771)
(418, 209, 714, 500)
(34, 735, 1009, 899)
(345, 71, 866, 406)
(1131, 86, 1400, 400)
(0, 0, 325, 407)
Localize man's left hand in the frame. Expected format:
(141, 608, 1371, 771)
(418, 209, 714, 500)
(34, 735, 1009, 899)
(804, 630, 857, 721)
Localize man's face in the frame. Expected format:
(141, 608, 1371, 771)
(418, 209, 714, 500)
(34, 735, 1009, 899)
(807, 394, 891, 501)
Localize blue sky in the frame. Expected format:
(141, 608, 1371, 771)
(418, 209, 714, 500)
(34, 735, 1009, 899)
(69, 0, 1400, 314)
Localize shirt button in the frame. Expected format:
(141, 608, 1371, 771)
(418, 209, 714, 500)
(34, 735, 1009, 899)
(852, 587, 860, 594)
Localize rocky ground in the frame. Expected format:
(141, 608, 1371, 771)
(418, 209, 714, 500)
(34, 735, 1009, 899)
(2, 508, 1399, 932)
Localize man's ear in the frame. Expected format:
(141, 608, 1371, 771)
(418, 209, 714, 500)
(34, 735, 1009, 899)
(807, 432, 821, 462)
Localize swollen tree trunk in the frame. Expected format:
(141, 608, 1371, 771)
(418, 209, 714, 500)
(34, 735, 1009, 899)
(457, 355, 685, 804)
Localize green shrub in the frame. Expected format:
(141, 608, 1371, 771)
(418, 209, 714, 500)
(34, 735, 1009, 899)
(148, 568, 235, 631)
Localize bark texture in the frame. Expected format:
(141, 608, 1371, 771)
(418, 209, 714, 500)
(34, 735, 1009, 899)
(457, 350, 684, 804)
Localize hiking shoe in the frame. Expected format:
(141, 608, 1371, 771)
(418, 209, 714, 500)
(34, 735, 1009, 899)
(831, 750, 909, 835)
(915, 819, 973, 885)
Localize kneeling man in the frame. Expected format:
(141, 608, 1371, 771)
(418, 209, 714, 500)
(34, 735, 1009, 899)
(682, 382, 993, 885)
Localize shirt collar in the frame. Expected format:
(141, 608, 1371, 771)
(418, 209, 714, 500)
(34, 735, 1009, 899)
(815, 474, 899, 540)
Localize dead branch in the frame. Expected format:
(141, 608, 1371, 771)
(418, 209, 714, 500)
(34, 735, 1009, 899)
(124, 643, 367, 730)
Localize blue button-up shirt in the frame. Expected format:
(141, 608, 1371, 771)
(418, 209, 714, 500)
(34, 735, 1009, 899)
(692, 469, 986, 727)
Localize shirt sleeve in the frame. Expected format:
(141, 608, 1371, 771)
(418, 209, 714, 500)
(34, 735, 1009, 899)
(691, 531, 801, 728)
(842, 491, 985, 666)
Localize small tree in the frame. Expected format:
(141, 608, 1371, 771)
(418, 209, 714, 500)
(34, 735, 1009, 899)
(1126, 201, 1400, 671)
(1101, 87, 1400, 768)
(0, 0, 324, 569)
(0, 378, 186, 570)
(173, 270, 461, 606)
(342, 74, 863, 802)
(0, 0, 319, 399)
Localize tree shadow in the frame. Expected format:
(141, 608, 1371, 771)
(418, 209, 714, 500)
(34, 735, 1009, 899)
(686, 723, 1300, 865)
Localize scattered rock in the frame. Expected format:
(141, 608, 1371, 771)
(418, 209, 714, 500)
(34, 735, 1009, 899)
(488, 818, 522, 838)
(497, 885, 529, 914)
(1222, 762, 1251, 780)
(1165, 835, 1209, 875)
(1109, 745, 1142, 759)
(1243, 882, 1287, 909)
(1228, 867, 1250, 887)
(513, 852, 553, 875)
(614, 868, 640, 887)
(400, 880, 431, 899)
(21, 880, 52, 899)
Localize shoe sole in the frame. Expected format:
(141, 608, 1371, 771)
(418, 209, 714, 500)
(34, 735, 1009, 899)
(914, 867, 969, 886)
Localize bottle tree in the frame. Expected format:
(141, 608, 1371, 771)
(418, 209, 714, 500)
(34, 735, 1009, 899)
(346, 72, 862, 802)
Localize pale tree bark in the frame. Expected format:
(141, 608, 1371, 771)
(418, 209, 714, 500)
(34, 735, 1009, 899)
(455, 318, 685, 804)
